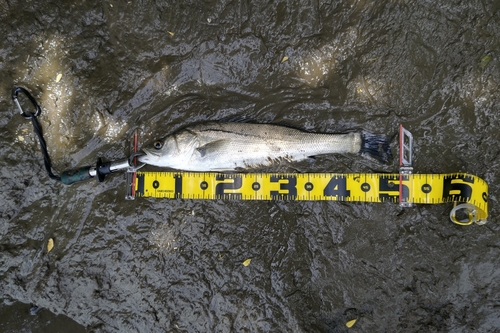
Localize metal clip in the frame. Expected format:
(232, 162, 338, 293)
(125, 129, 141, 200)
(400, 125, 413, 168)
(399, 125, 413, 207)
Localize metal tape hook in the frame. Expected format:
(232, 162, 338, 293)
(449, 203, 481, 226)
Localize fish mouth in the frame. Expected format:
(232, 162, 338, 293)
(137, 148, 161, 163)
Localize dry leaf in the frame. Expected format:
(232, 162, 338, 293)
(56, 73, 62, 83)
(168, 31, 175, 36)
(47, 238, 54, 252)
(281, 56, 289, 63)
(480, 55, 492, 68)
(242, 258, 251, 266)
(346, 319, 357, 328)
(17, 136, 25, 142)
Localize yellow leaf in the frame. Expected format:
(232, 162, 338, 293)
(168, 31, 175, 36)
(346, 319, 357, 328)
(56, 73, 62, 83)
(281, 56, 289, 63)
(47, 238, 54, 252)
(242, 258, 251, 266)
(480, 55, 492, 68)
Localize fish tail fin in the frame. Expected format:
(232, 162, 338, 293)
(360, 132, 394, 163)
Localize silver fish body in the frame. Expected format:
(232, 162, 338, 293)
(138, 122, 391, 171)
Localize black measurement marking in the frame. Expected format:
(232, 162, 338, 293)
(270, 175, 297, 199)
(379, 175, 405, 203)
(215, 174, 242, 199)
(443, 175, 473, 201)
(174, 174, 182, 198)
(422, 184, 432, 193)
(323, 176, 350, 197)
(305, 182, 314, 191)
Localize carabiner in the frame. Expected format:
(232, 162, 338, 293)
(12, 86, 42, 119)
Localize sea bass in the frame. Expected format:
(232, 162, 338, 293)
(138, 122, 392, 171)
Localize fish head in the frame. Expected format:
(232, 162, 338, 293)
(138, 142, 161, 165)
(138, 132, 199, 168)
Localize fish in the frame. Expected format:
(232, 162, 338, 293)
(138, 122, 392, 171)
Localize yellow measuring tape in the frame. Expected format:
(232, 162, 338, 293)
(134, 172, 488, 225)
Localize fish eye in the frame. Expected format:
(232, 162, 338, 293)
(153, 141, 163, 149)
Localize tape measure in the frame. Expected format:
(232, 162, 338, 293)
(134, 171, 488, 225)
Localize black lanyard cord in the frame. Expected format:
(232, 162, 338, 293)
(30, 114, 61, 181)
(13, 87, 61, 181)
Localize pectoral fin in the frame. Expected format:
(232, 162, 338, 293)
(196, 140, 231, 157)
